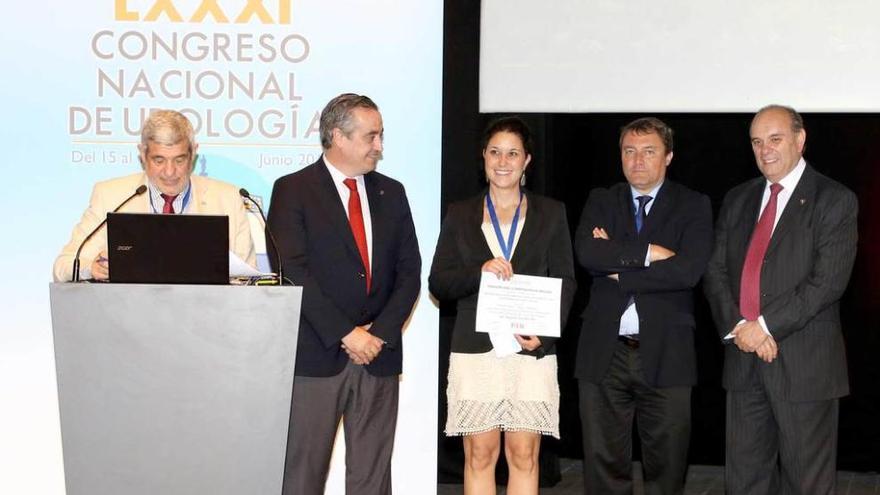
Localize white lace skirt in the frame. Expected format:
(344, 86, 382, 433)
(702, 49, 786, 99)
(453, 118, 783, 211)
(445, 351, 560, 438)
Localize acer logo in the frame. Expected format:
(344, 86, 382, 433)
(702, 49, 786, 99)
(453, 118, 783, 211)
(115, 0, 291, 24)
(116, 245, 134, 251)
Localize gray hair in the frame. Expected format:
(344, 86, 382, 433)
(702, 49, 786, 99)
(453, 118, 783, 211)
(319, 93, 379, 149)
(139, 109, 196, 155)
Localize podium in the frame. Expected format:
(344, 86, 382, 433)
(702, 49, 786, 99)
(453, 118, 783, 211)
(49, 283, 302, 495)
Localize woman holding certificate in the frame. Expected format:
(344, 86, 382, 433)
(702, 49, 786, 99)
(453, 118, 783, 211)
(429, 117, 576, 494)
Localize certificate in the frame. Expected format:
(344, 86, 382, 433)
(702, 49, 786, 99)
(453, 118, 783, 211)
(475, 273, 563, 337)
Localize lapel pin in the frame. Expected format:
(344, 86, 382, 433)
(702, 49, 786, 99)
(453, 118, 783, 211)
(379, 190, 385, 196)
(799, 198, 806, 205)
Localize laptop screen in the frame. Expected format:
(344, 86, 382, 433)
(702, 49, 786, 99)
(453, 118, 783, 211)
(107, 213, 229, 284)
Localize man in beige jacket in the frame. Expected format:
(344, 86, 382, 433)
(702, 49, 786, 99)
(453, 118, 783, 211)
(54, 109, 255, 282)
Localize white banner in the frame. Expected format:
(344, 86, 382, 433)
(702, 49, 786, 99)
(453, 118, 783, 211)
(481, 0, 880, 112)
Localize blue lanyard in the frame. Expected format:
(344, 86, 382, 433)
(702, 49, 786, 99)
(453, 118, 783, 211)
(486, 191, 523, 261)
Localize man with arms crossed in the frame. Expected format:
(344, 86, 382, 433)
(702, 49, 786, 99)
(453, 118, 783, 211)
(575, 117, 713, 494)
(53, 109, 255, 282)
(704, 105, 857, 494)
(267, 93, 421, 495)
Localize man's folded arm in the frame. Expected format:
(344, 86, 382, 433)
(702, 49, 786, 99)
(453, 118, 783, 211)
(617, 195, 713, 294)
(574, 191, 650, 273)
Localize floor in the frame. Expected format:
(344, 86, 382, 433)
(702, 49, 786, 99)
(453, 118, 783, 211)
(437, 460, 880, 494)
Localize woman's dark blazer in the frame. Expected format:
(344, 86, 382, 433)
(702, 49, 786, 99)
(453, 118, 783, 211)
(428, 191, 577, 358)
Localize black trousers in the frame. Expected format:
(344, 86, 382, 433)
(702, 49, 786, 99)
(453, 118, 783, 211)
(282, 361, 399, 495)
(578, 341, 691, 495)
(726, 387, 839, 495)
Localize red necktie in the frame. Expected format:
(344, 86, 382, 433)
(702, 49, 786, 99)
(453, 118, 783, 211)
(739, 183, 783, 320)
(343, 178, 371, 293)
(161, 194, 177, 214)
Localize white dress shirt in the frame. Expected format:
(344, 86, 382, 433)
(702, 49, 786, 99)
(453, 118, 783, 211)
(758, 157, 806, 234)
(147, 180, 192, 214)
(324, 156, 373, 269)
(619, 181, 662, 336)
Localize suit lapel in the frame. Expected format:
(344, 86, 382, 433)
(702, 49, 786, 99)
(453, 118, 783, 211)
(732, 179, 766, 260)
(640, 181, 673, 239)
(618, 185, 638, 240)
(312, 161, 364, 265)
(134, 173, 151, 212)
(364, 172, 384, 292)
(510, 190, 538, 266)
(766, 166, 816, 256)
(188, 176, 205, 214)
(471, 194, 495, 263)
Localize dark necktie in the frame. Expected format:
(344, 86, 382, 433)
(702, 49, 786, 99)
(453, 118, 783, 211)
(343, 178, 371, 293)
(161, 194, 177, 214)
(634, 195, 652, 233)
(739, 183, 784, 320)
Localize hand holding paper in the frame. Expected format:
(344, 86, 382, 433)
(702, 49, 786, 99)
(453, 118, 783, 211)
(475, 272, 562, 338)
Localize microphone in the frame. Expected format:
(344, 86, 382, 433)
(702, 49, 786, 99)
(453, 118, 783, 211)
(240, 188, 284, 286)
(72, 185, 148, 282)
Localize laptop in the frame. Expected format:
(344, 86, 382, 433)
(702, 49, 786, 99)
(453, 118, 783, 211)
(107, 213, 229, 284)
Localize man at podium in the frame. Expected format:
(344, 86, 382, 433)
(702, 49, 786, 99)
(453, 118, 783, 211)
(53, 109, 255, 282)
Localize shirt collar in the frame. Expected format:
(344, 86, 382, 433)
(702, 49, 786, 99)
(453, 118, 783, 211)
(147, 177, 191, 210)
(768, 157, 806, 191)
(324, 155, 364, 185)
(630, 180, 663, 202)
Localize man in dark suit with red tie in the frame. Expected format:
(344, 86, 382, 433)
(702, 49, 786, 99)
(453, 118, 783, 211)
(575, 118, 714, 494)
(704, 105, 858, 494)
(267, 93, 421, 495)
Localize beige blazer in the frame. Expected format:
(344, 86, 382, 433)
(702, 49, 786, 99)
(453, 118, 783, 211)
(53, 172, 256, 282)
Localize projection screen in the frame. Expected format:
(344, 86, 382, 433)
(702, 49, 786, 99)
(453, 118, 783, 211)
(481, 0, 880, 112)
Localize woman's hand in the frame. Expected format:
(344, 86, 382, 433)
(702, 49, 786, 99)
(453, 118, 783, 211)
(515, 334, 542, 351)
(481, 257, 513, 280)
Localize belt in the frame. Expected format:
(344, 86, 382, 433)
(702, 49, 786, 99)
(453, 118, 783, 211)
(617, 335, 640, 349)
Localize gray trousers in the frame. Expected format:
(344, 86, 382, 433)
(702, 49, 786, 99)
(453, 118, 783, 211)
(282, 361, 399, 495)
(726, 387, 839, 495)
(579, 341, 692, 495)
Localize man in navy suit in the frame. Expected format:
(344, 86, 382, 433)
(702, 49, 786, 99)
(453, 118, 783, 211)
(704, 105, 857, 494)
(267, 93, 421, 495)
(575, 117, 713, 495)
